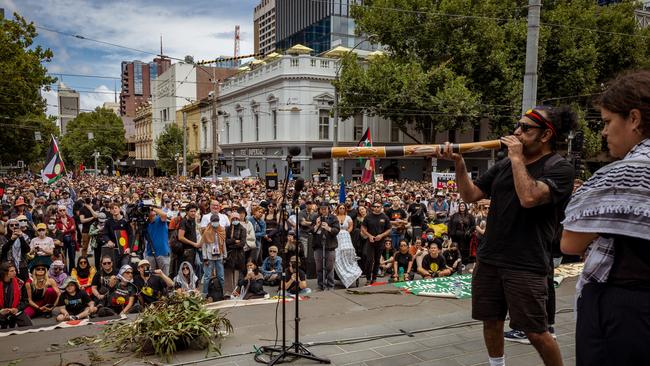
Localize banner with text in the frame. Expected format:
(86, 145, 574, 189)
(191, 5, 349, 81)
(393, 274, 472, 299)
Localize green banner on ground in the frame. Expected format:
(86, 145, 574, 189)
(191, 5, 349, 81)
(392, 274, 472, 299)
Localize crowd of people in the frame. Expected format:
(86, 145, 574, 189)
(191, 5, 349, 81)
(0, 174, 489, 328)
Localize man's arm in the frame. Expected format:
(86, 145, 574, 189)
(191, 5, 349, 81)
(178, 226, 199, 248)
(436, 143, 485, 203)
(501, 136, 555, 208)
(152, 207, 167, 222)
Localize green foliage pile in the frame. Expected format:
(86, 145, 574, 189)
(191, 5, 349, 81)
(99, 293, 233, 362)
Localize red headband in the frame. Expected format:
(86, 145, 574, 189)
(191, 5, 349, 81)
(524, 109, 556, 137)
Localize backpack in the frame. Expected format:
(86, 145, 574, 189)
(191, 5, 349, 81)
(168, 229, 184, 256)
(206, 277, 224, 302)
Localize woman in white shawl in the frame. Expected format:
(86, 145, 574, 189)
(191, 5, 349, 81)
(561, 70, 650, 366)
(173, 261, 199, 294)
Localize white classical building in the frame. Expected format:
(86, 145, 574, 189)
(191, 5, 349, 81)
(216, 53, 493, 181)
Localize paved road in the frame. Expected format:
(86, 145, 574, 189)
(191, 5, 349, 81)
(1, 277, 578, 366)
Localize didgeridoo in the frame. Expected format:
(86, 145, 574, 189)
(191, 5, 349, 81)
(312, 140, 503, 159)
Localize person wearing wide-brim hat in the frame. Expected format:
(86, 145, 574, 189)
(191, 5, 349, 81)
(24, 258, 60, 320)
(54, 277, 96, 322)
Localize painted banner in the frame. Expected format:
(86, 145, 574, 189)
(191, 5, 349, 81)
(393, 274, 472, 299)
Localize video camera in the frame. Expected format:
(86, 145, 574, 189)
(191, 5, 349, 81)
(126, 199, 154, 224)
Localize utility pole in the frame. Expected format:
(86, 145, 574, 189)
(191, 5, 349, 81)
(211, 68, 219, 182)
(182, 111, 187, 177)
(521, 0, 542, 114)
(94, 151, 99, 176)
(332, 87, 339, 183)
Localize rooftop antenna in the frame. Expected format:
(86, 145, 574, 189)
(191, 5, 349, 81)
(234, 25, 240, 66)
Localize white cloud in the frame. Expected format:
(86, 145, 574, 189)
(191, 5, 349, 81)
(41, 85, 116, 120)
(19, 0, 255, 68)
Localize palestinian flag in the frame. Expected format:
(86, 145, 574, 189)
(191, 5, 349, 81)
(41, 135, 66, 184)
(358, 128, 375, 183)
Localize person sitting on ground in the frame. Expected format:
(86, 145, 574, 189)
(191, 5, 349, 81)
(282, 256, 310, 297)
(173, 261, 200, 295)
(442, 242, 463, 275)
(0, 262, 32, 328)
(378, 239, 394, 277)
(48, 260, 68, 288)
(91, 255, 117, 309)
(25, 261, 60, 319)
(70, 256, 96, 297)
(283, 231, 305, 270)
(55, 277, 96, 322)
(133, 259, 173, 307)
(29, 223, 54, 269)
(102, 265, 138, 316)
(260, 245, 282, 286)
(232, 261, 266, 300)
(392, 239, 414, 282)
(418, 242, 452, 279)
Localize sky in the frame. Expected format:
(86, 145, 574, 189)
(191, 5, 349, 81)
(1, 0, 258, 117)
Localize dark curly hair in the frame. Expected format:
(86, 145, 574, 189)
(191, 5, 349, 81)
(595, 69, 650, 138)
(534, 105, 579, 150)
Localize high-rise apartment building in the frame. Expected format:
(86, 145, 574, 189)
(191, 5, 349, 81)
(119, 57, 171, 117)
(254, 0, 276, 56)
(275, 0, 376, 54)
(57, 82, 79, 135)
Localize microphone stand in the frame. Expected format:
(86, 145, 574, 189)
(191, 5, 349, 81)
(261, 153, 330, 365)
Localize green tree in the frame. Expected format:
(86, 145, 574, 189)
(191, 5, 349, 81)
(0, 12, 59, 165)
(155, 124, 183, 176)
(60, 108, 126, 168)
(343, 0, 650, 141)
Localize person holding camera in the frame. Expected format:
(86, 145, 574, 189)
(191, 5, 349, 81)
(311, 202, 340, 291)
(133, 259, 173, 307)
(2, 218, 31, 282)
(77, 188, 99, 258)
(145, 206, 171, 276)
(102, 203, 134, 269)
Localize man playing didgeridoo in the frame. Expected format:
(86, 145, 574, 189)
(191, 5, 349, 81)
(436, 106, 577, 366)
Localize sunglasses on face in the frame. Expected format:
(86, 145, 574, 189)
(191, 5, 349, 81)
(269, 250, 277, 253)
(79, 261, 87, 264)
(182, 267, 190, 271)
(9, 224, 18, 228)
(514, 122, 544, 133)
(35, 267, 46, 271)
(102, 262, 112, 265)
(53, 267, 63, 271)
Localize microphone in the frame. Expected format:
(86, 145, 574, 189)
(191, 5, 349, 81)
(292, 178, 305, 204)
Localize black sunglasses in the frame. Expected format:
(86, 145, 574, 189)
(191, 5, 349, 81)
(102, 262, 112, 265)
(514, 122, 544, 133)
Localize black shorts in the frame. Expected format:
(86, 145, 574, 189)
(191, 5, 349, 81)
(471, 261, 548, 333)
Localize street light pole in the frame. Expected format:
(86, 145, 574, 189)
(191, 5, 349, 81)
(211, 70, 218, 182)
(182, 111, 187, 177)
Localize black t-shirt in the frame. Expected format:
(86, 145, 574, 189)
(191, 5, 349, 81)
(474, 154, 574, 274)
(134, 274, 168, 305)
(408, 203, 427, 227)
(57, 290, 91, 315)
(607, 235, 650, 290)
(421, 255, 448, 274)
(108, 282, 136, 310)
(443, 248, 461, 266)
(179, 217, 197, 249)
(91, 270, 116, 294)
(79, 206, 95, 233)
(394, 251, 413, 272)
(362, 213, 391, 237)
(386, 208, 408, 233)
(286, 269, 307, 295)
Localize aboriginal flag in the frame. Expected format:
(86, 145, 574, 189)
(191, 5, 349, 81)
(41, 135, 66, 184)
(357, 128, 375, 183)
(115, 229, 129, 253)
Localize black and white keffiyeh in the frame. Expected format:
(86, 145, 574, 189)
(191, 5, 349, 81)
(563, 139, 650, 296)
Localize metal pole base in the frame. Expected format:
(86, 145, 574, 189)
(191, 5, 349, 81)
(262, 342, 331, 365)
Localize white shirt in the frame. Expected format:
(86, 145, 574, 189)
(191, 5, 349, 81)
(200, 212, 230, 229)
